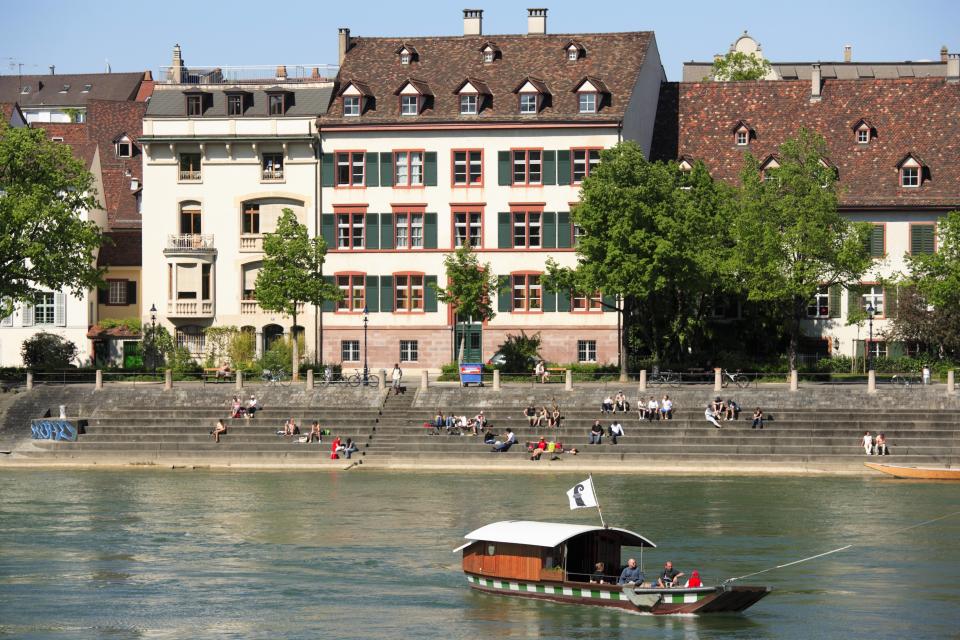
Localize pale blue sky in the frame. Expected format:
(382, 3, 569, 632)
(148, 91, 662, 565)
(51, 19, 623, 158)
(4, 0, 958, 80)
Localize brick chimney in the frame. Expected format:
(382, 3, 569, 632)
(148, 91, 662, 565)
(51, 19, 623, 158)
(275, 65, 287, 81)
(843, 45, 852, 63)
(463, 9, 483, 36)
(527, 8, 547, 35)
(948, 54, 959, 83)
(338, 28, 351, 66)
(810, 63, 822, 102)
(941, 45, 949, 63)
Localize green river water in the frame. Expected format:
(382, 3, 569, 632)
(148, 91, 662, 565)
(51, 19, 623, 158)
(0, 470, 957, 639)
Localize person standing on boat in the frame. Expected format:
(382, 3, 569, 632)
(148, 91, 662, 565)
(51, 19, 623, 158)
(657, 561, 685, 588)
(618, 558, 644, 585)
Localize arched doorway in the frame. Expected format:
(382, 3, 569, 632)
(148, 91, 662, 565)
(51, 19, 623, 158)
(262, 324, 284, 353)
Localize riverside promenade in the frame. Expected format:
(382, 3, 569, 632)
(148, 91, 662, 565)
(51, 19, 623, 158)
(2, 370, 959, 474)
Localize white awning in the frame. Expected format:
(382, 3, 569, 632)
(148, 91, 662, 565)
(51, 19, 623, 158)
(452, 520, 655, 553)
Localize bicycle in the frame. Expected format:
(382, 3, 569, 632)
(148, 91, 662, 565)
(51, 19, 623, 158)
(261, 369, 291, 386)
(648, 370, 681, 388)
(345, 369, 380, 387)
(721, 369, 750, 389)
(891, 373, 921, 387)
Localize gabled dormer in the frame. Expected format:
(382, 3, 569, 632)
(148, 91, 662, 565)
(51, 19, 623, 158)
(852, 118, 876, 145)
(338, 80, 373, 117)
(572, 76, 608, 114)
(224, 88, 251, 116)
(395, 43, 419, 66)
(896, 153, 926, 188)
(264, 86, 293, 116)
(395, 79, 433, 116)
(513, 77, 550, 115)
(564, 40, 586, 61)
(677, 155, 695, 173)
(453, 78, 491, 116)
(113, 133, 134, 158)
(759, 154, 780, 179)
(479, 42, 501, 64)
(731, 120, 755, 146)
(183, 89, 209, 116)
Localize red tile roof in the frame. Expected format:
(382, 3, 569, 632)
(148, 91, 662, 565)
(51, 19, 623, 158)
(663, 77, 960, 209)
(97, 231, 142, 267)
(321, 32, 653, 125)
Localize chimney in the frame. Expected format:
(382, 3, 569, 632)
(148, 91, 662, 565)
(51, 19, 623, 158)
(171, 44, 184, 83)
(843, 45, 852, 63)
(527, 8, 547, 35)
(463, 9, 483, 36)
(275, 65, 287, 81)
(338, 28, 351, 66)
(810, 63, 822, 102)
(143, 70, 153, 81)
(311, 67, 321, 79)
(948, 54, 960, 83)
(49, 65, 55, 75)
(941, 45, 949, 63)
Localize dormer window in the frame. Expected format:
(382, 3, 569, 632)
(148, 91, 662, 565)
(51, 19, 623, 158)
(186, 95, 202, 116)
(339, 81, 371, 118)
(226, 93, 246, 116)
(573, 77, 607, 115)
(20, 85, 30, 95)
(852, 119, 875, 145)
(520, 93, 538, 114)
(760, 155, 780, 180)
(484, 50, 494, 63)
(736, 129, 748, 146)
(731, 120, 754, 146)
(568, 47, 578, 61)
(400, 52, 411, 65)
(82, 84, 92, 93)
(564, 41, 585, 61)
(677, 157, 693, 173)
(897, 154, 924, 188)
(514, 78, 548, 115)
(578, 93, 596, 113)
(115, 135, 133, 158)
(454, 79, 489, 116)
(269, 94, 285, 115)
(395, 44, 418, 66)
(857, 128, 869, 144)
(460, 94, 477, 115)
(401, 95, 419, 116)
(479, 42, 501, 64)
(344, 96, 360, 116)
(264, 87, 292, 116)
(395, 80, 431, 117)
(60, 84, 70, 93)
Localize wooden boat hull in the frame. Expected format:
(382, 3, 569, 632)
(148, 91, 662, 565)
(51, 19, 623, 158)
(466, 574, 770, 614)
(865, 462, 960, 480)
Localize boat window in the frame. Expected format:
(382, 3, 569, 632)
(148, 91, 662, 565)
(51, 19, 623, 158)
(486, 544, 496, 556)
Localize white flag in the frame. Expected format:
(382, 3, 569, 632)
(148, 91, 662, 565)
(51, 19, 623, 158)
(567, 478, 598, 510)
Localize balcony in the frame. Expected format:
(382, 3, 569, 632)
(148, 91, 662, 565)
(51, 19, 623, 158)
(179, 169, 201, 182)
(164, 234, 216, 258)
(167, 300, 214, 318)
(241, 300, 304, 315)
(239, 234, 263, 252)
(261, 167, 284, 181)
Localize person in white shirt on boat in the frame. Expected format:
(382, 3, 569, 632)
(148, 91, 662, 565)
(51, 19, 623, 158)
(861, 431, 874, 455)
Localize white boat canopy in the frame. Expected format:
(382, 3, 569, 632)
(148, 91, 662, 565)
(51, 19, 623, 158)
(452, 520, 656, 553)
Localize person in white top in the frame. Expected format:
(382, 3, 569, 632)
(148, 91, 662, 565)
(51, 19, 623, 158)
(861, 431, 874, 455)
(602, 395, 614, 413)
(391, 364, 403, 394)
(647, 397, 660, 421)
(660, 395, 674, 420)
(609, 420, 625, 444)
(705, 405, 721, 428)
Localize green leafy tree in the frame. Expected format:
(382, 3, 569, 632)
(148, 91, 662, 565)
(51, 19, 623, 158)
(228, 330, 257, 370)
(435, 245, 498, 362)
(203, 326, 238, 368)
(710, 51, 773, 81)
(255, 208, 339, 378)
(496, 330, 542, 372)
(143, 324, 174, 371)
(21, 332, 79, 368)
(0, 122, 104, 316)
(732, 128, 872, 370)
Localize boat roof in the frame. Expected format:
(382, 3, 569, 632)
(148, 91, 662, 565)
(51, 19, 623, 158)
(453, 520, 656, 553)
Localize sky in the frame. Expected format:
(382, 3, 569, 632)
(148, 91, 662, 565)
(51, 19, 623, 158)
(3, 0, 959, 80)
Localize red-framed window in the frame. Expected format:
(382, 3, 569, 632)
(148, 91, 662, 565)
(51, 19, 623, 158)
(452, 149, 483, 186)
(394, 209, 425, 250)
(512, 149, 542, 185)
(453, 208, 483, 248)
(336, 212, 364, 249)
(572, 148, 601, 183)
(512, 273, 543, 312)
(394, 273, 425, 312)
(512, 209, 542, 248)
(335, 151, 365, 187)
(572, 291, 602, 312)
(394, 150, 424, 187)
(335, 273, 365, 312)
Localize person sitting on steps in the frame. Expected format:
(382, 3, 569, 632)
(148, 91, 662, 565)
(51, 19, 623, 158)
(589, 420, 604, 445)
(614, 391, 629, 412)
(307, 421, 322, 443)
(660, 395, 674, 420)
(751, 407, 764, 429)
(211, 419, 228, 443)
(647, 396, 660, 421)
(609, 419, 624, 444)
(875, 432, 889, 455)
(491, 428, 516, 452)
(601, 394, 614, 413)
(246, 394, 259, 419)
(342, 438, 360, 458)
(525, 404, 537, 427)
(724, 398, 740, 421)
(705, 405, 722, 429)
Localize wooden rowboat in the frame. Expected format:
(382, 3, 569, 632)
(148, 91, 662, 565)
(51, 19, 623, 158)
(865, 462, 960, 480)
(454, 520, 770, 614)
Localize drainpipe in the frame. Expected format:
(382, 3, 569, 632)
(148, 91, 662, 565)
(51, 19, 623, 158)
(314, 134, 322, 365)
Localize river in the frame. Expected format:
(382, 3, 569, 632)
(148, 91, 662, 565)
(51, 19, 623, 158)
(0, 470, 957, 639)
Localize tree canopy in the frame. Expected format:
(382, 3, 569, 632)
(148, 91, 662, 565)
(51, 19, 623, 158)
(710, 51, 773, 81)
(436, 244, 497, 322)
(0, 122, 104, 315)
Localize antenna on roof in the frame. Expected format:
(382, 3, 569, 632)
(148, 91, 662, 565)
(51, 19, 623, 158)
(105, 59, 112, 74)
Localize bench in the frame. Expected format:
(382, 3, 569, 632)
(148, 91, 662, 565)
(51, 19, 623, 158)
(533, 368, 566, 383)
(203, 368, 235, 384)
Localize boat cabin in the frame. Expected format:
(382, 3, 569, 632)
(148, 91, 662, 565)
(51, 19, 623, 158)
(454, 521, 656, 584)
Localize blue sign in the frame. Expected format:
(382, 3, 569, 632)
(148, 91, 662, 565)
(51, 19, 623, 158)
(459, 363, 483, 386)
(31, 420, 78, 442)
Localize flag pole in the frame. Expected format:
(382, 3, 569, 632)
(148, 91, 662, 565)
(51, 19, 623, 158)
(589, 473, 606, 528)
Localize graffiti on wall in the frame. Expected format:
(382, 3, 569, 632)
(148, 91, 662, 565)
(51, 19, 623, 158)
(30, 420, 78, 442)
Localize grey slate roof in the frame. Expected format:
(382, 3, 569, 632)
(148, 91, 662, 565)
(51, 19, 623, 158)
(146, 85, 333, 117)
(682, 61, 949, 82)
(0, 72, 145, 107)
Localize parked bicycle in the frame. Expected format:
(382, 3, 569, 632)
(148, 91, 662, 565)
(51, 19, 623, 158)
(649, 370, 681, 388)
(721, 369, 751, 389)
(345, 369, 380, 387)
(261, 369, 290, 386)
(891, 373, 922, 387)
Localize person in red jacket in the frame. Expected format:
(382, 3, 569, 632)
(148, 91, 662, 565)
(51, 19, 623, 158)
(330, 436, 341, 459)
(687, 570, 702, 588)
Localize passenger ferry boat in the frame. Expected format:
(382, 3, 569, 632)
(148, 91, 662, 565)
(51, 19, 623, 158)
(454, 521, 770, 614)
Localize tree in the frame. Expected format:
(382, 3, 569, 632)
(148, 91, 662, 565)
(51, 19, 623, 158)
(21, 332, 79, 368)
(434, 245, 498, 362)
(143, 323, 174, 371)
(496, 331, 542, 372)
(544, 141, 735, 371)
(0, 122, 104, 316)
(731, 128, 872, 370)
(255, 209, 339, 378)
(886, 285, 960, 360)
(710, 51, 773, 81)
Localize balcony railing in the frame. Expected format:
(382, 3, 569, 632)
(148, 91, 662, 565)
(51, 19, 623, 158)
(261, 167, 284, 180)
(179, 170, 202, 181)
(167, 300, 214, 317)
(241, 300, 304, 315)
(167, 234, 215, 251)
(239, 234, 263, 252)
(158, 64, 338, 85)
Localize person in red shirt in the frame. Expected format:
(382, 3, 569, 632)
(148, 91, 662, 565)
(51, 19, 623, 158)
(330, 436, 341, 459)
(530, 436, 548, 460)
(687, 570, 702, 587)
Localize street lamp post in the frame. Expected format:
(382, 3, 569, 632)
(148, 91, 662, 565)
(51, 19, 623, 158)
(149, 303, 157, 373)
(866, 303, 875, 372)
(362, 305, 369, 386)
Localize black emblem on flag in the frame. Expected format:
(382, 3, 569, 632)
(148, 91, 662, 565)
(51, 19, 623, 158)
(573, 483, 586, 507)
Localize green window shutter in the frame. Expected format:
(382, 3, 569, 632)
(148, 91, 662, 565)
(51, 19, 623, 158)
(365, 213, 380, 250)
(321, 154, 335, 187)
(424, 152, 437, 186)
(380, 275, 394, 312)
(321, 214, 336, 248)
(847, 286, 863, 316)
(126, 280, 137, 305)
(557, 150, 571, 186)
(602, 294, 616, 312)
(557, 211, 572, 248)
(888, 341, 905, 359)
(542, 212, 556, 249)
(885, 285, 898, 318)
(379, 152, 393, 187)
(498, 212, 512, 248)
(365, 153, 379, 187)
(424, 213, 438, 248)
(498, 151, 511, 186)
(322, 276, 335, 312)
(828, 285, 841, 318)
(911, 225, 934, 254)
(542, 289, 556, 312)
(497, 276, 511, 313)
(557, 287, 571, 312)
(542, 150, 557, 185)
(365, 275, 379, 312)
(868, 225, 884, 257)
(854, 339, 864, 359)
(97, 287, 108, 304)
(380, 213, 394, 250)
(424, 275, 438, 312)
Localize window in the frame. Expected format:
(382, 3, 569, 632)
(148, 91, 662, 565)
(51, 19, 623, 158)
(911, 224, 935, 254)
(176, 326, 206, 354)
(862, 285, 884, 317)
(483, 50, 495, 63)
(460, 94, 478, 115)
(867, 341, 887, 359)
(261, 153, 284, 180)
(578, 340, 597, 363)
(116, 137, 132, 158)
(82, 84, 92, 93)
(807, 286, 830, 318)
(572, 291, 603, 312)
(519, 93, 538, 114)
(568, 48, 579, 61)
(572, 149, 601, 183)
(201, 264, 211, 300)
(578, 93, 597, 113)
(227, 94, 244, 116)
(857, 128, 869, 144)
(336, 213, 364, 249)
(574, 224, 586, 246)
(186, 95, 202, 116)
(335, 152, 364, 186)
(395, 211, 424, 249)
(512, 149, 542, 185)
(343, 96, 360, 116)
(242, 204, 260, 234)
(454, 211, 482, 247)
(512, 274, 542, 311)
(180, 208, 201, 235)
(400, 95, 419, 116)
(341, 340, 360, 362)
(179, 153, 201, 181)
(400, 52, 411, 65)
(400, 340, 418, 362)
(395, 274, 425, 312)
(736, 129, 748, 146)
(900, 166, 919, 187)
(108, 280, 128, 305)
(34, 292, 55, 325)
(20, 85, 30, 95)
(336, 274, 365, 312)
(453, 150, 482, 185)
(60, 84, 70, 93)
(394, 151, 424, 186)
(867, 225, 885, 258)
(268, 94, 285, 115)
(513, 211, 541, 248)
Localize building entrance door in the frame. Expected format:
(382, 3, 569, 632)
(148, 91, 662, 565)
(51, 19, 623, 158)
(454, 321, 482, 363)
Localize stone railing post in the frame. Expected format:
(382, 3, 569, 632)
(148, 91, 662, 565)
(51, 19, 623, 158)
(164, 368, 173, 391)
(789, 370, 799, 392)
(378, 369, 386, 391)
(638, 369, 647, 392)
(493, 369, 501, 391)
(867, 370, 877, 394)
(26, 371, 33, 390)
(305, 369, 314, 390)
(947, 370, 955, 395)
(236, 370, 244, 390)
(565, 369, 573, 391)
(714, 368, 722, 392)
(95, 369, 103, 390)
(421, 370, 429, 389)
